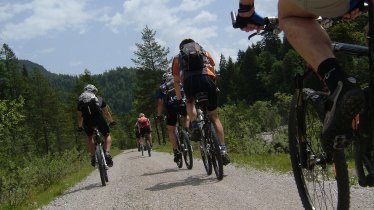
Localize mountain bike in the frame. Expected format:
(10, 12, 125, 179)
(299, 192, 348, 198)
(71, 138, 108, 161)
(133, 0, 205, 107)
(140, 133, 151, 157)
(195, 92, 223, 180)
(93, 128, 109, 186)
(231, 5, 374, 209)
(175, 112, 193, 169)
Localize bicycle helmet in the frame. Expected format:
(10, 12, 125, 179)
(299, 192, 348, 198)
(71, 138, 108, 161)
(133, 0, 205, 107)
(179, 38, 195, 50)
(139, 113, 145, 118)
(83, 84, 98, 94)
(162, 72, 173, 82)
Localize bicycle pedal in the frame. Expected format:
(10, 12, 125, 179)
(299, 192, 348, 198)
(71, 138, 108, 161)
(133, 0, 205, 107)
(333, 135, 352, 150)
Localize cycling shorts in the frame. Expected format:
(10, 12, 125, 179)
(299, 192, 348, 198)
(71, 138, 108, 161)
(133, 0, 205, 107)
(183, 74, 218, 111)
(140, 126, 151, 138)
(83, 114, 110, 137)
(287, 0, 349, 18)
(165, 103, 187, 126)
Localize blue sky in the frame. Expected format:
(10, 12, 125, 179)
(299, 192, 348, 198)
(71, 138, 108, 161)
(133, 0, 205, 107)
(0, 0, 278, 75)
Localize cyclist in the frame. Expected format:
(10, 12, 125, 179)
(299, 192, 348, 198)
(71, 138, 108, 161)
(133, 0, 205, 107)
(235, 0, 366, 150)
(173, 39, 230, 165)
(77, 84, 116, 167)
(137, 113, 152, 150)
(156, 71, 189, 163)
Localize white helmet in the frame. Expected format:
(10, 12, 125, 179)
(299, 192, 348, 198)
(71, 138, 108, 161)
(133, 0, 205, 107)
(139, 113, 145, 118)
(162, 72, 173, 82)
(84, 84, 98, 94)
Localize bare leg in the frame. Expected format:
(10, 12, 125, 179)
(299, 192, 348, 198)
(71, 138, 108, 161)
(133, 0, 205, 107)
(167, 125, 178, 150)
(186, 100, 197, 122)
(104, 134, 112, 152)
(278, 0, 335, 70)
(208, 109, 224, 145)
(87, 135, 95, 156)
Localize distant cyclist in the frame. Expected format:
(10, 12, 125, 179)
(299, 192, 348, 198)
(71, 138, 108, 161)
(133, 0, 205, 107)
(77, 84, 116, 167)
(156, 71, 189, 163)
(137, 113, 152, 149)
(173, 38, 230, 165)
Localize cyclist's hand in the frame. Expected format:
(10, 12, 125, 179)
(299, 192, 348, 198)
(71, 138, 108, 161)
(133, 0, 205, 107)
(109, 121, 116, 127)
(235, 12, 264, 32)
(342, 8, 362, 21)
(77, 127, 83, 132)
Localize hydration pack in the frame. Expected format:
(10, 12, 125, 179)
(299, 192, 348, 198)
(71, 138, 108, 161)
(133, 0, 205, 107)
(179, 42, 206, 72)
(78, 92, 101, 117)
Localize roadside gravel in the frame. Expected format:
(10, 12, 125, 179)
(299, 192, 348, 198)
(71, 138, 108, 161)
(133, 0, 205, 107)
(42, 150, 374, 210)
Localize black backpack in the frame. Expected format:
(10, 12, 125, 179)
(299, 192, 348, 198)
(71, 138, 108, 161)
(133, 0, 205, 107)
(78, 92, 101, 117)
(179, 42, 206, 72)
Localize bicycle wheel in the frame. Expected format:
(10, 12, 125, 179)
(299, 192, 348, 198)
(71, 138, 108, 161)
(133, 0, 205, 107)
(96, 145, 106, 186)
(180, 128, 193, 169)
(288, 90, 350, 210)
(147, 142, 151, 157)
(209, 123, 223, 180)
(141, 144, 144, 156)
(200, 128, 212, 175)
(175, 130, 183, 168)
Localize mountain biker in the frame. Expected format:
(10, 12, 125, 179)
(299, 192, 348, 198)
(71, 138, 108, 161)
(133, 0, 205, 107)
(77, 84, 116, 167)
(173, 39, 230, 165)
(137, 113, 152, 149)
(235, 0, 366, 152)
(156, 71, 190, 163)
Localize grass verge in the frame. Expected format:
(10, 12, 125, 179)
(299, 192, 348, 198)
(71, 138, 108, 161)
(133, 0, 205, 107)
(8, 148, 122, 210)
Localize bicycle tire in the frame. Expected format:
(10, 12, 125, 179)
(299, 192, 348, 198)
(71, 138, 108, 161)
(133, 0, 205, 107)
(180, 128, 193, 169)
(141, 144, 144, 156)
(96, 145, 106, 186)
(175, 130, 183, 168)
(209, 123, 223, 180)
(288, 91, 350, 210)
(147, 142, 151, 157)
(199, 138, 212, 175)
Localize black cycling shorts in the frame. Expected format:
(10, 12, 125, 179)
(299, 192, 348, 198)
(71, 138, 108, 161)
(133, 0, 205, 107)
(165, 103, 187, 126)
(83, 114, 110, 137)
(183, 74, 218, 111)
(139, 126, 151, 138)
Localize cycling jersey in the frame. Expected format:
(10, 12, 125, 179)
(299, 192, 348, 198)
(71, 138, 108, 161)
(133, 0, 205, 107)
(157, 80, 187, 126)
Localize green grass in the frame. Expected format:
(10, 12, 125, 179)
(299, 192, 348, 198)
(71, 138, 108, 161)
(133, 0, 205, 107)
(153, 141, 293, 173)
(5, 148, 122, 210)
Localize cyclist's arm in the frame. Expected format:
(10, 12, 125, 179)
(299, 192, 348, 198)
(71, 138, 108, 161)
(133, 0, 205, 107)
(174, 75, 182, 100)
(77, 111, 83, 128)
(102, 106, 114, 123)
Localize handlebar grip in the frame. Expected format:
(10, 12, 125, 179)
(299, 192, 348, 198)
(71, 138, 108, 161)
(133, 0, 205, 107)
(231, 11, 265, 28)
(250, 12, 265, 26)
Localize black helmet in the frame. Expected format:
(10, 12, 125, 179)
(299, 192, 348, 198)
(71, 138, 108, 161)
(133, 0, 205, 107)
(179, 38, 195, 50)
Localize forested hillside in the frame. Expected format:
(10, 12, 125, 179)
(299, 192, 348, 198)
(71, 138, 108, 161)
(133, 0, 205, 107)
(0, 15, 369, 208)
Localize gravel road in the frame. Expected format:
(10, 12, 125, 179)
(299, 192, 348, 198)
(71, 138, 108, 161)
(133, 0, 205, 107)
(42, 150, 374, 210)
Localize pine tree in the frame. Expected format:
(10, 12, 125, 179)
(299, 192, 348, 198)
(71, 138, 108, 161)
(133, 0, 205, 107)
(131, 26, 170, 117)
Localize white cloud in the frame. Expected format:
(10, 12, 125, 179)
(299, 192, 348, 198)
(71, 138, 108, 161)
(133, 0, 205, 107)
(177, 0, 215, 12)
(193, 11, 216, 23)
(0, 0, 92, 41)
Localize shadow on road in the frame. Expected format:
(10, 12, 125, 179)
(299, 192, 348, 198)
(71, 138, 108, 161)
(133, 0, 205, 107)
(145, 174, 218, 191)
(128, 155, 149, 160)
(61, 183, 102, 195)
(141, 168, 182, 176)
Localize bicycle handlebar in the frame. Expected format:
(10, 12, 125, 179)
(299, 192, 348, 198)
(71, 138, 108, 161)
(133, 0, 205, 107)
(231, 10, 280, 40)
